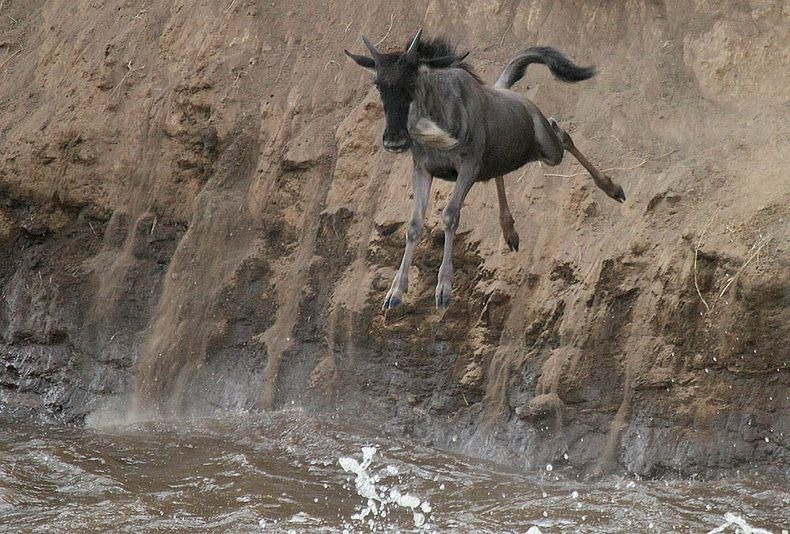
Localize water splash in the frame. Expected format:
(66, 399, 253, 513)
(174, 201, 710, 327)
(707, 512, 773, 534)
(339, 446, 431, 530)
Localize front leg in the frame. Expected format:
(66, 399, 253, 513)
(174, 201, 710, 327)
(383, 166, 432, 309)
(436, 160, 480, 309)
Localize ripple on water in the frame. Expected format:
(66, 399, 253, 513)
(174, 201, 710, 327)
(0, 412, 786, 533)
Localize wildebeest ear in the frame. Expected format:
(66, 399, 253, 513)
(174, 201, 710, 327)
(344, 50, 376, 71)
(425, 51, 469, 69)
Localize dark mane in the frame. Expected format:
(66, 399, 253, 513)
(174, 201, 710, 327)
(415, 36, 456, 59)
(382, 36, 481, 83)
(417, 37, 481, 83)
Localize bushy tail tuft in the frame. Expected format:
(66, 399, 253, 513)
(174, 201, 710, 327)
(495, 46, 596, 89)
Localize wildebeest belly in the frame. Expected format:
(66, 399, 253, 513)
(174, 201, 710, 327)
(416, 92, 540, 182)
(429, 166, 459, 180)
(478, 94, 539, 180)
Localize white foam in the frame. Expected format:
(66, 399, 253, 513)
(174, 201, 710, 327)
(706, 512, 773, 534)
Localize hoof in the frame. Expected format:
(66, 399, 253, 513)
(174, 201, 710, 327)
(501, 221, 519, 252)
(382, 294, 402, 310)
(506, 231, 520, 252)
(606, 176, 626, 203)
(435, 282, 452, 310)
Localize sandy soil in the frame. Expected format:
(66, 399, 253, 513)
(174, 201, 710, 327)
(0, 0, 787, 476)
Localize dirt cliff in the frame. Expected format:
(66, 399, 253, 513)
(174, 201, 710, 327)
(1, 0, 787, 476)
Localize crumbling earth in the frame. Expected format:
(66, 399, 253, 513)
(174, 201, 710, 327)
(0, 0, 787, 476)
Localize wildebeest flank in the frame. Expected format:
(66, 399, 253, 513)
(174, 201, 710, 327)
(346, 30, 626, 310)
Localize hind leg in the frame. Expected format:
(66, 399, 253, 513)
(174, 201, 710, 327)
(494, 176, 519, 252)
(547, 118, 626, 202)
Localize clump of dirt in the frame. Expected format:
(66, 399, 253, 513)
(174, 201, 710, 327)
(0, 0, 787, 476)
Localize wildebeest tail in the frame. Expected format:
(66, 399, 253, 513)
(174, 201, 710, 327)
(495, 46, 595, 89)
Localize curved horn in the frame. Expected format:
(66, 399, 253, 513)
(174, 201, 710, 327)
(362, 35, 381, 61)
(405, 28, 423, 58)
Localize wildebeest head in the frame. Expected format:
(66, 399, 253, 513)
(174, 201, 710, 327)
(345, 29, 468, 153)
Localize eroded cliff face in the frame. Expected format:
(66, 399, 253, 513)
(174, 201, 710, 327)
(0, 0, 787, 476)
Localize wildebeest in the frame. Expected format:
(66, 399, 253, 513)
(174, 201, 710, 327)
(345, 30, 625, 310)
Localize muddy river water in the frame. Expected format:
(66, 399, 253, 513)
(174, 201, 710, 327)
(0, 410, 787, 533)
